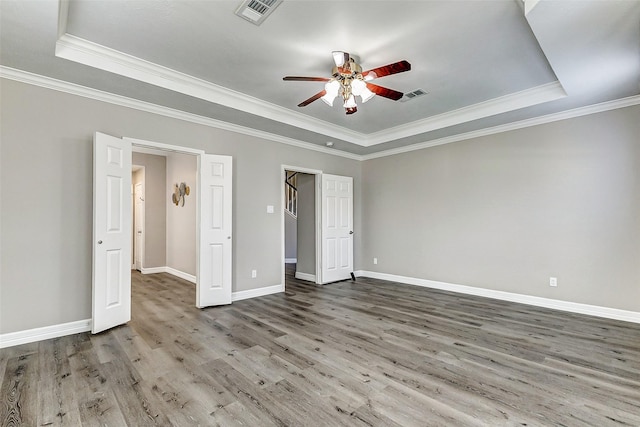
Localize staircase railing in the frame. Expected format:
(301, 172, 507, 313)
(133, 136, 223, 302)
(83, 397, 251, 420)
(285, 172, 297, 218)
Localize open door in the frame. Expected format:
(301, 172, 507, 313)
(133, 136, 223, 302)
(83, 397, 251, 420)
(197, 154, 233, 307)
(320, 174, 353, 284)
(92, 132, 132, 333)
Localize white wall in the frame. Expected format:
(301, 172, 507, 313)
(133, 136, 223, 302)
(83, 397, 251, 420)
(0, 79, 362, 334)
(361, 105, 640, 312)
(166, 152, 197, 276)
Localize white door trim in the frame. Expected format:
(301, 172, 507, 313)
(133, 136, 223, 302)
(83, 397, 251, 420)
(133, 179, 145, 271)
(125, 137, 205, 155)
(280, 165, 322, 287)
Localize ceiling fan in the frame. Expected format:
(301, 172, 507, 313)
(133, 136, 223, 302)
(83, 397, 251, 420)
(283, 51, 411, 115)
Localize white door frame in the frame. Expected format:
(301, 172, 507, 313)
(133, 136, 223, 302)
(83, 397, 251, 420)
(132, 170, 145, 271)
(281, 165, 323, 286)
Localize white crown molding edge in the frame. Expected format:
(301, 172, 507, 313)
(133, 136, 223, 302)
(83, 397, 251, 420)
(3, 66, 638, 162)
(354, 270, 640, 324)
(362, 94, 640, 160)
(55, 34, 365, 145)
(365, 81, 567, 145)
(294, 272, 316, 282)
(0, 319, 92, 349)
(232, 284, 285, 302)
(0, 66, 361, 161)
(53, 32, 570, 148)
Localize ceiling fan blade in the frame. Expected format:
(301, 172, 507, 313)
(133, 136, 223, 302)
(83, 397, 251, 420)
(366, 83, 404, 101)
(283, 76, 331, 82)
(362, 60, 411, 80)
(298, 90, 327, 107)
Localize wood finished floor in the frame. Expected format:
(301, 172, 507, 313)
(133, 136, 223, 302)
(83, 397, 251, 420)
(2, 266, 640, 426)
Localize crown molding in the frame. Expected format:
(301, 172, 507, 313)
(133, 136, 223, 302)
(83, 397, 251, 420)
(55, 34, 365, 145)
(0, 66, 362, 161)
(362, 94, 640, 160)
(3, 66, 637, 163)
(54, 32, 568, 148)
(362, 81, 567, 146)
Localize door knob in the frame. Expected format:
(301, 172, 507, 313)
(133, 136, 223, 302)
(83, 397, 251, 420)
(97, 240, 103, 244)
(349, 231, 354, 235)
(137, 231, 142, 234)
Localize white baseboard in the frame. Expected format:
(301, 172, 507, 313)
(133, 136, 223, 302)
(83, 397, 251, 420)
(165, 267, 196, 283)
(232, 284, 284, 302)
(285, 258, 297, 264)
(140, 266, 196, 283)
(355, 270, 640, 324)
(295, 272, 316, 282)
(140, 266, 165, 274)
(0, 319, 92, 349)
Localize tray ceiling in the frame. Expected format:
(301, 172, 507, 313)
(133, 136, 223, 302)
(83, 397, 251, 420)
(1, 0, 639, 157)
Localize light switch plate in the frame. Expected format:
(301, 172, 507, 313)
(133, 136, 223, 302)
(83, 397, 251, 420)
(267, 205, 274, 214)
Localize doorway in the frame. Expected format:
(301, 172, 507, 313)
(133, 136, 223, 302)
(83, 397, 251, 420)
(92, 132, 233, 333)
(280, 165, 355, 288)
(281, 165, 322, 287)
(284, 170, 317, 283)
(131, 148, 198, 281)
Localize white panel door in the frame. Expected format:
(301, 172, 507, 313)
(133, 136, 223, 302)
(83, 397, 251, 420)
(320, 174, 353, 284)
(197, 154, 233, 307)
(93, 132, 132, 333)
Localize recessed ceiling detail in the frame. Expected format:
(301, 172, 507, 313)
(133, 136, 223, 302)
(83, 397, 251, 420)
(2, 0, 638, 156)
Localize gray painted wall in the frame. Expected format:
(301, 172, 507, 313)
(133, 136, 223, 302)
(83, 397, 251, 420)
(166, 152, 197, 276)
(296, 173, 316, 276)
(361, 105, 640, 312)
(132, 152, 167, 269)
(284, 213, 297, 260)
(1, 77, 637, 336)
(0, 79, 362, 334)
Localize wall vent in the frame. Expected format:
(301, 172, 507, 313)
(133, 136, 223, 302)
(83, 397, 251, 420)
(235, 0, 283, 25)
(400, 88, 428, 102)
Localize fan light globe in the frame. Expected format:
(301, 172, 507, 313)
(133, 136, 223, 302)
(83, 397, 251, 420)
(321, 80, 340, 106)
(360, 87, 376, 103)
(344, 94, 357, 108)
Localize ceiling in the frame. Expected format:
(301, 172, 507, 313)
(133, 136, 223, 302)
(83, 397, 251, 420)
(1, 0, 639, 158)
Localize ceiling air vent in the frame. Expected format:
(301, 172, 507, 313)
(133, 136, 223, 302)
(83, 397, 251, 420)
(235, 0, 283, 26)
(400, 88, 428, 102)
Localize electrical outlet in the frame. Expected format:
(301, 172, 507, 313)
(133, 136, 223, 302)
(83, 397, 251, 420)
(252, 269, 257, 278)
(549, 277, 557, 287)
(373, 257, 378, 265)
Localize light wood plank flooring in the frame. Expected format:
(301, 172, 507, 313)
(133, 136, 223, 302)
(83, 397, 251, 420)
(2, 266, 640, 426)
